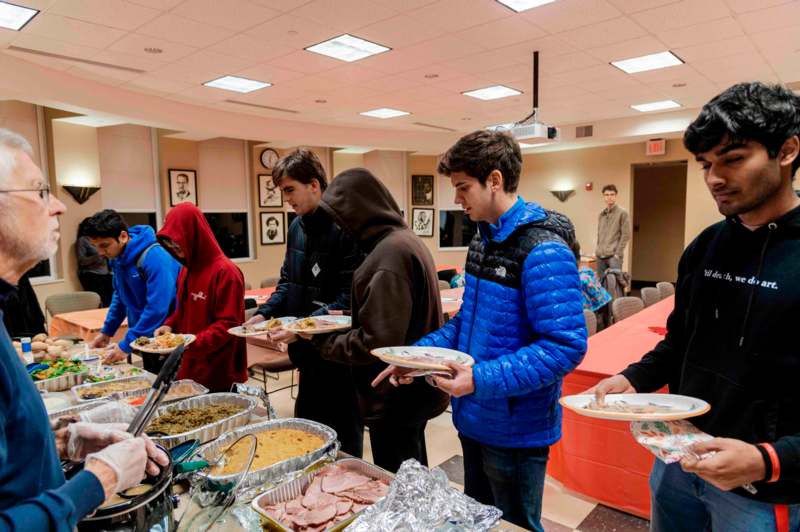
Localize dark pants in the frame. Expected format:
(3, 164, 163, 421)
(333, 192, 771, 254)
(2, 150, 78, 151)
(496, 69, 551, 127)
(294, 367, 364, 459)
(368, 421, 428, 473)
(138, 351, 164, 374)
(78, 272, 114, 307)
(460, 433, 549, 532)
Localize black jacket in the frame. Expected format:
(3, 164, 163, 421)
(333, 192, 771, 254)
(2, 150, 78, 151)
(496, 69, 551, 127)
(316, 168, 450, 426)
(622, 205, 800, 504)
(256, 207, 361, 368)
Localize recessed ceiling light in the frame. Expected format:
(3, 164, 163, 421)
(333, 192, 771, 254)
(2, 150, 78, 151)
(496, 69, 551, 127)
(0, 1, 38, 31)
(305, 34, 390, 63)
(631, 100, 681, 112)
(495, 0, 557, 13)
(424, 73, 439, 79)
(611, 51, 683, 74)
(359, 108, 410, 119)
(144, 47, 163, 54)
(463, 85, 522, 101)
(203, 75, 271, 93)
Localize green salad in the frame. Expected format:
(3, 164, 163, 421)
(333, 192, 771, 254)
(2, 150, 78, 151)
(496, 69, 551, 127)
(30, 359, 87, 381)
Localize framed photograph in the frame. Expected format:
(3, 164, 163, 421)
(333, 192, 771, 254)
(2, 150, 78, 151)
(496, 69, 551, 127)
(412, 208, 434, 238)
(168, 169, 197, 206)
(259, 174, 283, 208)
(260, 212, 285, 245)
(412, 174, 434, 206)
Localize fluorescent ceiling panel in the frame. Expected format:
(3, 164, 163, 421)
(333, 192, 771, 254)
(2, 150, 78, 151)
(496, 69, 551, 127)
(611, 51, 683, 74)
(203, 76, 271, 93)
(496, 0, 557, 13)
(0, 1, 37, 31)
(631, 100, 681, 112)
(359, 108, 410, 119)
(305, 34, 390, 63)
(463, 85, 522, 101)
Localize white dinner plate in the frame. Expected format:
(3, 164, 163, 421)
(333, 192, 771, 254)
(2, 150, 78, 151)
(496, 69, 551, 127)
(371, 346, 474, 372)
(132, 334, 196, 354)
(560, 393, 711, 422)
(283, 315, 352, 335)
(227, 317, 296, 338)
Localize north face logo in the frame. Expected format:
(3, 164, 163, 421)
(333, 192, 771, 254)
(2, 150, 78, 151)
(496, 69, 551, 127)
(191, 291, 207, 301)
(495, 266, 507, 278)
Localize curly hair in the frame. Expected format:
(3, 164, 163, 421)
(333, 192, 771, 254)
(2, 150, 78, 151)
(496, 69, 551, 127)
(437, 130, 522, 192)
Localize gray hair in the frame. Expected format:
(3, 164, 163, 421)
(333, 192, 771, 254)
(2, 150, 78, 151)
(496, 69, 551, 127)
(0, 128, 34, 185)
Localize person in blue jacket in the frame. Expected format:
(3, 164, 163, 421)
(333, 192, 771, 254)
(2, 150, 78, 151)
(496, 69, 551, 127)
(0, 127, 168, 530)
(375, 130, 587, 531)
(85, 210, 181, 371)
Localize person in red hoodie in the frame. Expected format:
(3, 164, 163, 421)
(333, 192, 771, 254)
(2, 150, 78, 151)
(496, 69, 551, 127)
(154, 203, 247, 392)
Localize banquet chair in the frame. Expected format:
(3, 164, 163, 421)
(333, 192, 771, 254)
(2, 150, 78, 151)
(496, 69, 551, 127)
(583, 309, 597, 336)
(641, 287, 661, 308)
(247, 339, 297, 399)
(611, 297, 644, 323)
(657, 281, 675, 299)
(45, 292, 102, 320)
(260, 277, 280, 288)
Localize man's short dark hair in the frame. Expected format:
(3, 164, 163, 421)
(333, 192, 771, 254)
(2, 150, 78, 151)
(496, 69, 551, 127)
(437, 130, 522, 193)
(272, 148, 327, 190)
(684, 82, 800, 178)
(83, 209, 128, 239)
(602, 184, 618, 194)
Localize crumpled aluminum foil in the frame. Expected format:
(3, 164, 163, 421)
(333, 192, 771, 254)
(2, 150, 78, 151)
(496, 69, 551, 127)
(348, 459, 502, 532)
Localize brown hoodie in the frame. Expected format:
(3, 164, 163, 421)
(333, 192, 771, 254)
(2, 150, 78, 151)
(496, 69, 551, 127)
(316, 168, 449, 426)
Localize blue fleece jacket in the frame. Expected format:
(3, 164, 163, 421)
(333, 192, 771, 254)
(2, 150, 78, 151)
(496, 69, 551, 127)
(416, 198, 587, 448)
(101, 225, 181, 353)
(0, 281, 104, 530)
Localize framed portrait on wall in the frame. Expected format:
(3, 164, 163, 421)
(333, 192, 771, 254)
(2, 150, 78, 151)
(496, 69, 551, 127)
(259, 174, 283, 208)
(412, 174, 434, 206)
(168, 169, 197, 206)
(412, 208, 434, 238)
(260, 212, 285, 245)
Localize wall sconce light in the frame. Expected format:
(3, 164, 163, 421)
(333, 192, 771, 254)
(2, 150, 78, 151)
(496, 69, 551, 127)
(62, 185, 100, 204)
(550, 189, 575, 202)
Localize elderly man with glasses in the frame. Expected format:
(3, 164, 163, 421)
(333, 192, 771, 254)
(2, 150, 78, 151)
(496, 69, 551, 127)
(0, 128, 168, 531)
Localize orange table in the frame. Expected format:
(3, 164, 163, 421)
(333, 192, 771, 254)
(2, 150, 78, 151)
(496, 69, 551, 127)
(547, 296, 675, 519)
(49, 308, 127, 343)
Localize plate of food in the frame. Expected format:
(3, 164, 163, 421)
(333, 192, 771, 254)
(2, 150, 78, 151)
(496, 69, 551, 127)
(283, 315, 352, 335)
(559, 393, 711, 422)
(227, 316, 297, 338)
(132, 333, 196, 354)
(370, 346, 474, 373)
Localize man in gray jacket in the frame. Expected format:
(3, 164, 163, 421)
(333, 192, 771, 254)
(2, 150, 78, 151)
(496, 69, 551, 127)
(596, 184, 631, 279)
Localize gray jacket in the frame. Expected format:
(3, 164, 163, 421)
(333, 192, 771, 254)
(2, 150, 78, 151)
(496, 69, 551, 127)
(596, 204, 631, 258)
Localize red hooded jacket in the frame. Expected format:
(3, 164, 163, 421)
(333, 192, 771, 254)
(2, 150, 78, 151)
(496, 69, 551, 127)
(157, 203, 247, 392)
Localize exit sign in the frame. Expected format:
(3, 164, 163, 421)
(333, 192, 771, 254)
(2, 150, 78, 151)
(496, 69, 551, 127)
(646, 138, 666, 156)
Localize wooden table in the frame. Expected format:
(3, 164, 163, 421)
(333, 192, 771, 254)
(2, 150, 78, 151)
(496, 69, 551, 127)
(49, 308, 127, 343)
(547, 296, 674, 519)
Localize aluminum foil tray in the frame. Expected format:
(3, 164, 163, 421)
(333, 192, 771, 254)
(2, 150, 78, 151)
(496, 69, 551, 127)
(121, 379, 209, 405)
(147, 393, 256, 448)
(71, 374, 155, 403)
(197, 418, 338, 492)
(34, 366, 89, 392)
(48, 399, 110, 422)
(252, 457, 392, 532)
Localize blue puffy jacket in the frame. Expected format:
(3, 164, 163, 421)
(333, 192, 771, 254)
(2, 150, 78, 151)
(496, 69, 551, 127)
(416, 198, 587, 448)
(101, 225, 182, 353)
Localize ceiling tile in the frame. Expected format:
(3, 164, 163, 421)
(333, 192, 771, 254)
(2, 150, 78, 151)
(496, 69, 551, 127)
(136, 13, 234, 48)
(496, 35, 579, 67)
(456, 16, 546, 49)
(125, 75, 194, 95)
(748, 26, 800, 54)
(290, 0, 398, 32)
(656, 17, 744, 48)
(245, 13, 337, 49)
(521, 0, 621, 34)
(737, 1, 800, 34)
(149, 50, 258, 84)
(315, 64, 387, 85)
(473, 63, 532, 85)
(234, 64, 308, 85)
(23, 13, 126, 49)
(674, 35, 756, 63)
(631, 0, 731, 33)
(171, 0, 281, 32)
(47, 0, 160, 31)
(108, 33, 198, 63)
(1, 47, 74, 71)
(606, 0, 684, 14)
(9, 32, 101, 62)
(267, 49, 342, 74)
(361, 73, 424, 93)
(208, 34, 295, 62)
(627, 62, 697, 84)
(444, 49, 525, 76)
(66, 63, 141, 84)
(126, 0, 184, 9)
(560, 17, 648, 49)
(356, 14, 449, 48)
(407, 0, 513, 33)
(247, 0, 315, 11)
(91, 49, 167, 71)
(723, 0, 793, 15)
(589, 36, 668, 63)
(370, 0, 439, 9)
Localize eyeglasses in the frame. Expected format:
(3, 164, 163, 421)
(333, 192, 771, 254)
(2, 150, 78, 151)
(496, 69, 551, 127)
(0, 184, 50, 203)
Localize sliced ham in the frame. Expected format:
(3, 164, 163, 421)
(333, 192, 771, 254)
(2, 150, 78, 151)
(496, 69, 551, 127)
(341, 480, 389, 504)
(291, 503, 337, 528)
(302, 490, 339, 511)
(335, 499, 353, 516)
(322, 471, 371, 494)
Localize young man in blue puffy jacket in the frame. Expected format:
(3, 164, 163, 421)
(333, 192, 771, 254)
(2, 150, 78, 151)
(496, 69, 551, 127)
(85, 210, 181, 372)
(375, 130, 587, 531)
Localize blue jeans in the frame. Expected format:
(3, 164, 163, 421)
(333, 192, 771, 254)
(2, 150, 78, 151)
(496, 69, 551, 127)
(459, 433, 549, 532)
(650, 460, 800, 532)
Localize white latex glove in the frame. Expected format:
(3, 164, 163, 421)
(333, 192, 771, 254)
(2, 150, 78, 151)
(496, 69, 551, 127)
(66, 422, 131, 461)
(79, 402, 137, 424)
(85, 438, 149, 494)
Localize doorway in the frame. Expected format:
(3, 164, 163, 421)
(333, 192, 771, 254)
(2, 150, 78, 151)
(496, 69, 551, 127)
(631, 161, 687, 285)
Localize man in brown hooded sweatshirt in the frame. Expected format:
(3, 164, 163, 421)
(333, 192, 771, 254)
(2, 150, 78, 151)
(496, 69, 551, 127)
(291, 168, 449, 472)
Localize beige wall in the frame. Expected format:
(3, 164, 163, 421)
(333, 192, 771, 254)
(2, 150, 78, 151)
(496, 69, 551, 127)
(332, 152, 364, 176)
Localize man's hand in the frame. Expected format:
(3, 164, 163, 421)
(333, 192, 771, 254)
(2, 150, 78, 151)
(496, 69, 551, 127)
(243, 314, 265, 328)
(584, 374, 636, 403)
(154, 325, 172, 337)
(85, 436, 170, 498)
(372, 365, 415, 388)
(680, 438, 766, 491)
(102, 345, 128, 365)
(432, 362, 475, 398)
(91, 333, 111, 348)
(63, 422, 131, 461)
